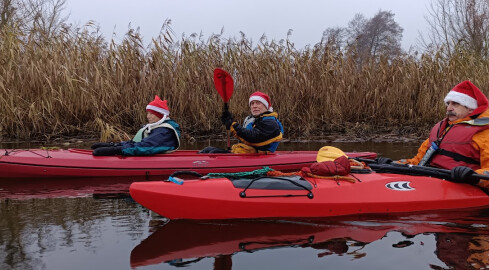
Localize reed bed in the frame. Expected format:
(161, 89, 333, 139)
(1, 24, 489, 142)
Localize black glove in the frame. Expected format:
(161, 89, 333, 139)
(91, 142, 115, 149)
(92, 146, 123, 156)
(220, 111, 234, 130)
(449, 166, 479, 185)
(209, 147, 230, 153)
(376, 157, 393, 165)
(199, 146, 231, 154)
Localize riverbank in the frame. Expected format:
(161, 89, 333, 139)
(0, 129, 425, 150)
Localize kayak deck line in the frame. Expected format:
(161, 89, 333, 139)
(0, 160, 318, 170)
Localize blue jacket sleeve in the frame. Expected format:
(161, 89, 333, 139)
(121, 127, 179, 156)
(232, 117, 281, 143)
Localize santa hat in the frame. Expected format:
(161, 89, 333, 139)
(444, 80, 488, 116)
(249, 91, 273, 112)
(146, 95, 170, 119)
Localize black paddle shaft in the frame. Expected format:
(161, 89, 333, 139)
(368, 163, 489, 181)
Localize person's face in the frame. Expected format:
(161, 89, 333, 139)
(446, 101, 474, 121)
(250, 100, 268, 117)
(147, 111, 161, 124)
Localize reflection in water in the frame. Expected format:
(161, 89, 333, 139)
(0, 197, 151, 270)
(436, 233, 489, 269)
(130, 209, 489, 270)
(0, 177, 136, 200)
(2, 197, 489, 270)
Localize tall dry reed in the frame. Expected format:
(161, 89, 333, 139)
(1, 23, 489, 142)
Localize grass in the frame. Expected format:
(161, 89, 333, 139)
(1, 23, 488, 142)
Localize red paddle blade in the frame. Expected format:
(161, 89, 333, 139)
(213, 68, 234, 103)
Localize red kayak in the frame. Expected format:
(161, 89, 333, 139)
(0, 148, 376, 179)
(130, 171, 489, 220)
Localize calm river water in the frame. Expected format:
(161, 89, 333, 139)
(1, 141, 489, 270)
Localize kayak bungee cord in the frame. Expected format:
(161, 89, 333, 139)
(31, 148, 52, 158)
(1, 149, 51, 158)
(203, 167, 274, 179)
(239, 176, 314, 199)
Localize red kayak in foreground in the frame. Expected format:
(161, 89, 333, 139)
(0, 148, 376, 179)
(130, 172, 489, 220)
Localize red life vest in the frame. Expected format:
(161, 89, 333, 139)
(428, 118, 489, 170)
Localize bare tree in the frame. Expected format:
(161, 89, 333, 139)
(423, 0, 489, 57)
(345, 13, 368, 45)
(346, 10, 403, 61)
(0, 0, 22, 29)
(29, 0, 67, 38)
(321, 26, 346, 50)
(0, 0, 67, 37)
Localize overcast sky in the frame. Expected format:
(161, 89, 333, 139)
(65, 0, 431, 50)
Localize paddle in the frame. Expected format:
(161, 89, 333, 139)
(354, 157, 489, 181)
(213, 68, 234, 150)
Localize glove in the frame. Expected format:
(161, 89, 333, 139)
(220, 111, 234, 130)
(92, 146, 123, 156)
(91, 142, 114, 149)
(199, 146, 230, 154)
(209, 147, 230, 153)
(449, 166, 479, 185)
(376, 157, 393, 165)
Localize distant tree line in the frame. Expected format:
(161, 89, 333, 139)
(321, 0, 489, 60)
(322, 10, 403, 64)
(2, 0, 489, 59)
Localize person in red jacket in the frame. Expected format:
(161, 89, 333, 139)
(397, 80, 489, 188)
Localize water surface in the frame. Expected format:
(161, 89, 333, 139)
(3, 141, 488, 270)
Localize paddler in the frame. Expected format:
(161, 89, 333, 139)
(396, 80, 489, 187)
(91, 95, 181, 156)
(200, 91, 284, 153)
(224, 91, 284, 153)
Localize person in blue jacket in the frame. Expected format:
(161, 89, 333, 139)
(91, 95, 181, 156)
(222, 91, 284, 153)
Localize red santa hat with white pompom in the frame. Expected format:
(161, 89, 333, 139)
(444, 80, 488, 117)
(249, 91, 273, 112)
(146, 95, 170, 119)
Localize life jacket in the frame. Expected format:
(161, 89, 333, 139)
(242, 112, 284, 152)
(426, 117, 489, 170)
(132, 119, 181, 152)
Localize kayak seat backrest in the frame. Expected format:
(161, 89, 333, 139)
(229, 176, 312, 190)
